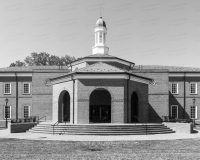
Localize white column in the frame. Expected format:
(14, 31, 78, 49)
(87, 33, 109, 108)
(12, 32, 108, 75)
(97, 32, 99, 44)
(104, 33, 106, 44)
(95, 32, 97, 45)
(102, 32, 104, 44)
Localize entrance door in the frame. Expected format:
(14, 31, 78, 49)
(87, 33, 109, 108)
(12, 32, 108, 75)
(90, 105, 111, 123)
(58, 90, 70, 123)
(131, 92, 139, 122)
(89, 89, 112, 123)
(63, 91, 70, 122)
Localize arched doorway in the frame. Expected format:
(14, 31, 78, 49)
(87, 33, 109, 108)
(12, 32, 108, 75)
(131, 92, 139, 122)
(89, 88, 111, 123)
(58, 90, 70, 123)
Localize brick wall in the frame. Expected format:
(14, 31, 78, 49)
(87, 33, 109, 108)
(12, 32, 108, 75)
(77, 79, 125, 124)
(32, 71, 68, 121)
(133, 71, 169, 122)
(0, 79, 32, 120)
(169, 76, 200, 119)
(127, 80, 149, 122)
(52, 81, 74, 123)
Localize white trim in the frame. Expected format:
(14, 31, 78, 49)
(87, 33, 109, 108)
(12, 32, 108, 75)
(51, 73, 152, 85)
(17, 73, 32, 77)
(71, 62, 87, 71)
(51, 76, 72, 85)
(24, 106, 30, 118)
(190, 83, 197, 95)
(0, 73, 15, 77)
(191, 83, 197, 94)
(23, 83, 30, 94)
(169, 73, 200, 77)
(4, 83, 11, 95)
(0, 73, 32, 77)
(74, 74, 128, 79)
(190, 106, 197, 119)
(71, 58, 133, 67)
(171, 105, 178, 119)
(4, 106, 11, 119)
(130, 76, 150, 84)
(171, 83, 178, 94)
(186, 73, 200, 77)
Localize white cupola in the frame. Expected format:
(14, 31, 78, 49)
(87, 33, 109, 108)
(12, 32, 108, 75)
(92, 17, 109, 55)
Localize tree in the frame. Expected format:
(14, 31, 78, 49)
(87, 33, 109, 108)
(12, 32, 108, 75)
(60, 55, 76, 65)
(9, 60, 26, 67)
(9, 52, 76, 67)
(24, 52, 50, 66)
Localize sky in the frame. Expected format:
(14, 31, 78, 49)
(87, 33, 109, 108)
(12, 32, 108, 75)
(0, 0, 200, 68)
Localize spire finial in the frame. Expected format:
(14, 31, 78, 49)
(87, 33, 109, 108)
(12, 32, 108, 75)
(100, 6, 102, 18)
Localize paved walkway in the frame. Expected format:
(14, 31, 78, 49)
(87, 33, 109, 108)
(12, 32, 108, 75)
(0, 128, 200, 141)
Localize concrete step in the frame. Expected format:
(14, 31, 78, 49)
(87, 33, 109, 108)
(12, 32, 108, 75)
(28, 123, 175, 135)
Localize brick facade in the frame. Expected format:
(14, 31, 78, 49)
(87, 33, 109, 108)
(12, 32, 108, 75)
(0, 67, 68, 124)
(1, 62, 200, 125)
(52, 77, 149, 124)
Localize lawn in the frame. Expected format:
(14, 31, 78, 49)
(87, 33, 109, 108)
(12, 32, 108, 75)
(0, 138, 200, 159)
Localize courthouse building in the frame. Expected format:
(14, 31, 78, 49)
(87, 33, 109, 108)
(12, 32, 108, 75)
(0, 17, 200, 125)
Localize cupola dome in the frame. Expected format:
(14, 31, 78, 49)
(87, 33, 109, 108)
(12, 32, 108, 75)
(96, 17, 106, 27)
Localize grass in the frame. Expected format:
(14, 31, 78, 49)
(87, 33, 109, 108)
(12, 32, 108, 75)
(0, 138, 200, 159)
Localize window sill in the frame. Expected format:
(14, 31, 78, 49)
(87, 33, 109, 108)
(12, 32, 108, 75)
(4, 93, 11, 95)
(190, 93, 198, 95)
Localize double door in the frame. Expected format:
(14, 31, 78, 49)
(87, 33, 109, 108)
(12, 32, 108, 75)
(90, 105, 111, 123)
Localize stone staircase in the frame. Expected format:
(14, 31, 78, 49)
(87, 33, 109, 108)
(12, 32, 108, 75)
(28, 123, 175, 135)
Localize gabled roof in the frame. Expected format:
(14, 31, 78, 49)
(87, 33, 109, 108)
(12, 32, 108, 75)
(76, 62, 125, 73)
(51, 62, 154, 85)
(69, 54, 135, 67)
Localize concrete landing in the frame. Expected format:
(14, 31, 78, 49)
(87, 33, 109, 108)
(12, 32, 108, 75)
(0, 128, 199, 141)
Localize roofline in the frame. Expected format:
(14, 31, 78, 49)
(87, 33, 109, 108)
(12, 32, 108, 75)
(169, 71, 200, 73)
(50, 71, 153, 82)
(69, 56, 135, 66)
(0, 71, 33, 73)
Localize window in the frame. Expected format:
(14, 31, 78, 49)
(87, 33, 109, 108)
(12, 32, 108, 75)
(24, 106, 30, 118)
(23, 83, 30, 94)
(191, 106, 197, 119)
(171, 105, 178, 119)
(171, 83, 178, 94)
(4, 106, 11, 119)
(4, 83, 11, 94)
(190, 83, 197, 94)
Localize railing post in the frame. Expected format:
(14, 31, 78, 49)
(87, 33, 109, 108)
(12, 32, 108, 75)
(146, 125, 147, 135)
(53, 125, 54, 135)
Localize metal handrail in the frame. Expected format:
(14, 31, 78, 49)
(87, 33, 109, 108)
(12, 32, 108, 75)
(132, 116, 149, 135)
(38, 116, 46, 123)
(59, 115, 70, 135)
(52, 121, 59, 135)
(52, 115, 69, 135)
(59, 125, 70, 135)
